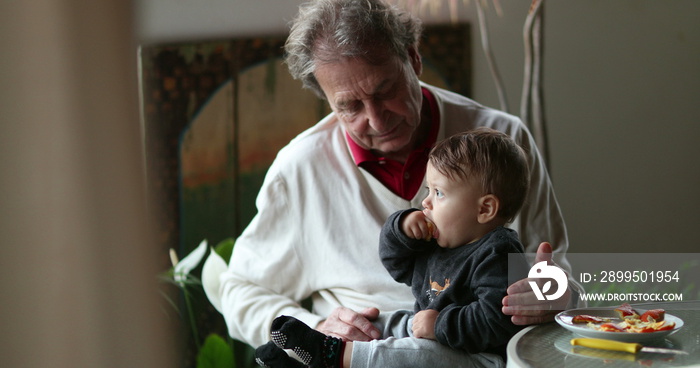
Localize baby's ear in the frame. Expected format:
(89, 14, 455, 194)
(477, 194, 499, 224)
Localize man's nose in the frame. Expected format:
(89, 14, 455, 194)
(365, 99, 388, 131)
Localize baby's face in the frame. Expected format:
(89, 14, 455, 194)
(421, 163, 484, 248)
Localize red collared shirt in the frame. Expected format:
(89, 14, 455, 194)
(346, 88, 440, 200)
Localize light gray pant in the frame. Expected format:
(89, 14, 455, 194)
(349, 311, 505, 368)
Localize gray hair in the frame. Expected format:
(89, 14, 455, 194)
(284, 0, 423, 99)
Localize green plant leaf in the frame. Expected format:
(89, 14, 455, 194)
(214, 238, 235, 265)
(196, 334, 234, 368)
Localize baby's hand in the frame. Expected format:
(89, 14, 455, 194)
(412, 309, 439, 340)
(401, 211, 436, 241)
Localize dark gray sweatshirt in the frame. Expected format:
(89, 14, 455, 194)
(379, 209, 529, 356)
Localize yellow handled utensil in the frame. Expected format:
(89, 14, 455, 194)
(571, 338, 688, 355)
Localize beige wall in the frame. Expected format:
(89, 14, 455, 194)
(137, 0, 700, 254)
(545, 2, 700, 253)
(0, 1, 173, 366)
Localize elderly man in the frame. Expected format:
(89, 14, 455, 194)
(220, 0, 577, 366)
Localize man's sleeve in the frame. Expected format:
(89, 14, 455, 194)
(219, 172, 321, 347)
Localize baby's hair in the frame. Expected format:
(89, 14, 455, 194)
(428, 128, 530, 222)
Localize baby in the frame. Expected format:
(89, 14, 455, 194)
(255, 128, 531, 367)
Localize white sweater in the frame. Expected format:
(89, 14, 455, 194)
(220, 84, 569, 347)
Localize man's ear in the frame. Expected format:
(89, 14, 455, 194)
(477, 194, 499, 224)
(407, 44, 423, 77)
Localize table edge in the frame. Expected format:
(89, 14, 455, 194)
(506, 325, 536, 368)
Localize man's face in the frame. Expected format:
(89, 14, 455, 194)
(314, 50, 424, 161)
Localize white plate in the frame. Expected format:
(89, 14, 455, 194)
(555, 306, 683, 343)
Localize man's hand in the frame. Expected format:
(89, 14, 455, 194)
(412, 309, 438, 340)
(502, 242, 571, 325)
(316, 307, 381, 342)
